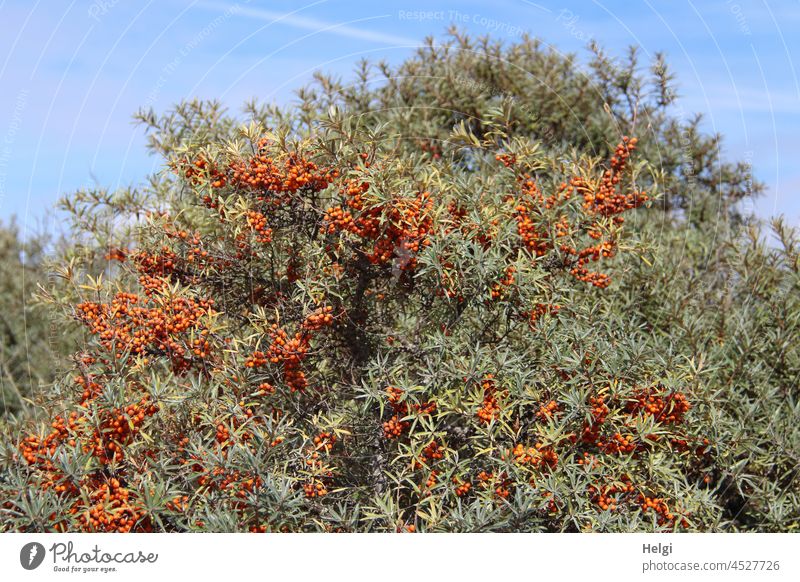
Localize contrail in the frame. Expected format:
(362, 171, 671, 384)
(195, 1, 419, 46)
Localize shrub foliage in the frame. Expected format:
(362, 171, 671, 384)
(1, 31, 797, 533)
(0, 221, 74, 418)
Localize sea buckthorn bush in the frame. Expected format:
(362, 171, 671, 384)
(0, 221, 76, 418)
(1, 32, 797, 533)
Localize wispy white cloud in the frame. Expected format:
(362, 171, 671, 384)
(195, 1, 419, 46)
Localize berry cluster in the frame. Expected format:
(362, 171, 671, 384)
(76, 478, 149, 533)
(245, 310, 333, 392)
(579, 137, 647, 222)
(302, 306, 335, 331)
(476, 374, 503, 425)
(535, 399, 560, 420)
(303, 479, 330, 498)
(105, 247, 128, 262)
(495, 153, 516, 167)
(573, 393, 610, 445)
(508, 442, 558, 470)
(382, 415, 408, 439)
(637, 493, 690, 527)
(503, 139, 648, 289)
(528, 303, 560, 325)
(383, 386, 410, 438)
(302, 433, 337, 498)
(194, 462, 263, 501)
(246, 210, 273, 244)
(452, 477, 472, 497)
(477, 470, 512, 500)
(627, 388, 690, 424)
(588, 480, 634, 512)
(423, 470, 439, 491)
(131, 248, 179, 294)
(513, 175, 575, 259)
(563, 240, 616, 288)
(313, 431, 337, 453)
(17, 383, 158, 532)
(75, 373, 102, 403)
(586, 475, 691, 527)
(514, 200, 550, 257)
(490, 265, 516, 300)
(90, 396, 159, 463)
(323, 178, 434, 271)
(419, 440, 444, 465)
(228, 139, 334, 198)
(567, 385, 702, 473)
(76, 292, 215, 371)
(182, 156, 228, 191)
(21, 394, 158, 466)
(170, 229, 215, 268)
(601, 432, 636, 454)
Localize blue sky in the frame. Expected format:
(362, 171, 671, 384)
(1, 0, 798, 234)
